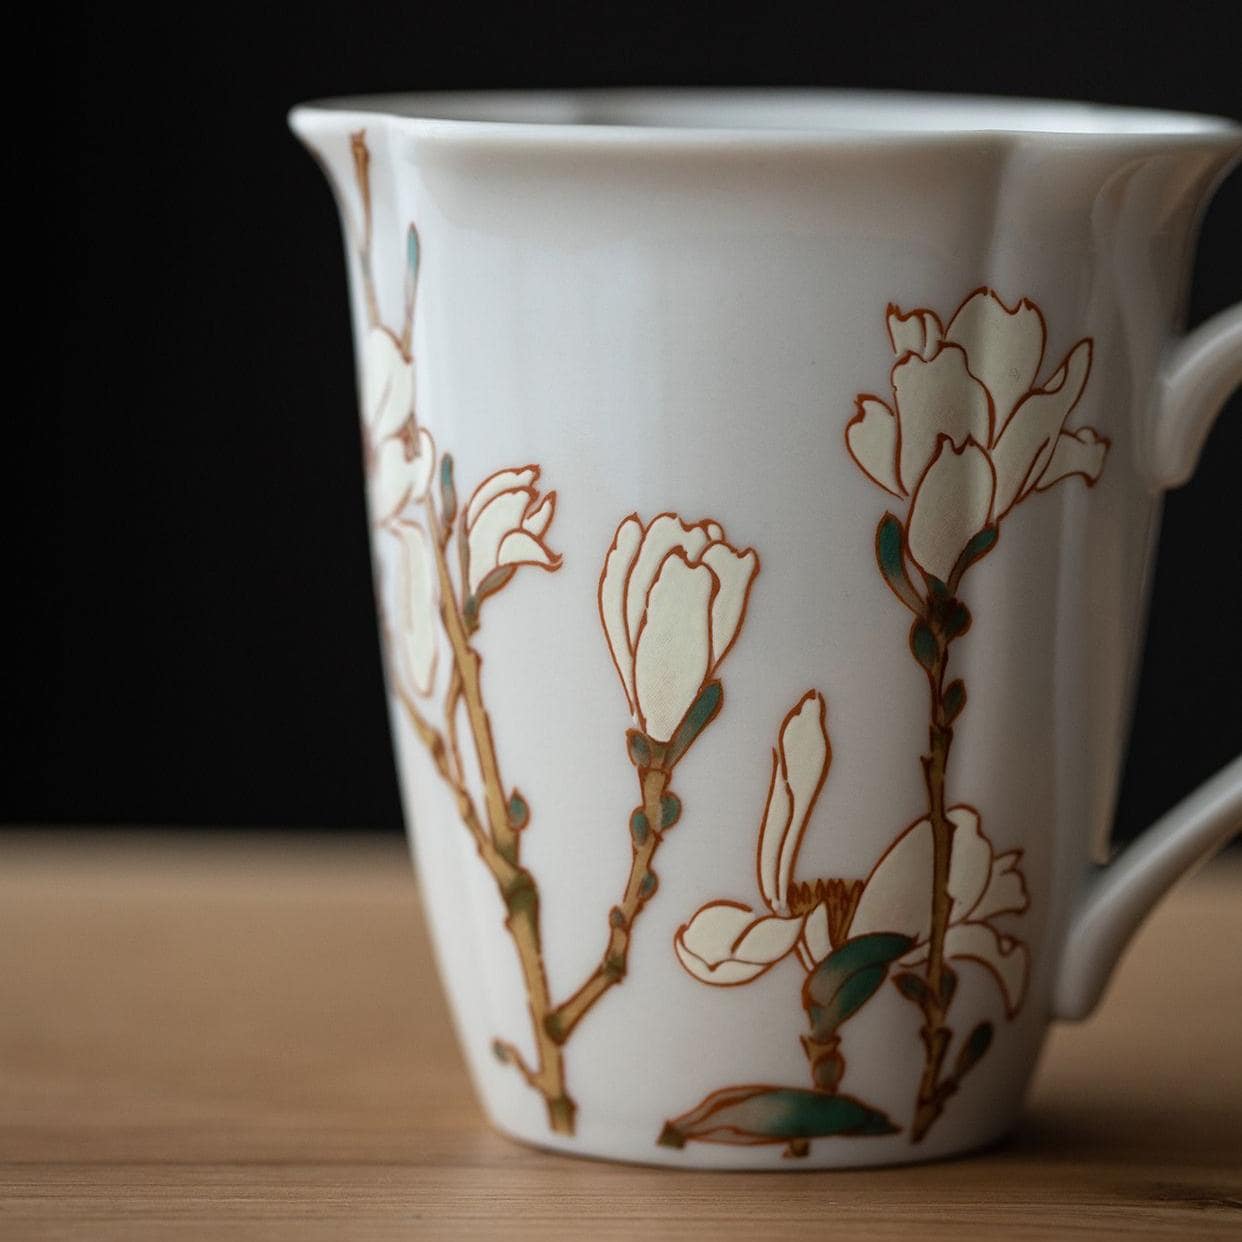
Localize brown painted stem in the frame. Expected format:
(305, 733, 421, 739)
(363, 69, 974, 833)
(547, 765, 671, 1045)
(911, 623, 957, 1143)
(416, 498, 573, 1134)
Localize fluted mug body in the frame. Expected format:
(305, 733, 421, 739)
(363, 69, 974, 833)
(291, 92, 1241, 1167)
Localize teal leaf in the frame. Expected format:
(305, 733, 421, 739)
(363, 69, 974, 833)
(658, 1085, 897, 1149)
(625, 729, 652, 769)
(910, 621, 939, 672)
(406, 224, 420, 277)
(660, 792, 682, 830)
(948, 524, 999, 590)
(629, 808, 650, 847)
(439, 453, 457, 527)
(875, 513, 924, 614)
(803, 932, 914, 1040)
(943, 680, 967, 724)
(507, 791, 529, 831)
(893, 970, 932, 1006)
(954, 1021, 993, 1080)
(939, 963, 958, 1008)
(475, 564, 517, 603)
(664, 680, 723, 769)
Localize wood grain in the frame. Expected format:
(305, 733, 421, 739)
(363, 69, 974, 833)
(1, 833, 1238, 1240)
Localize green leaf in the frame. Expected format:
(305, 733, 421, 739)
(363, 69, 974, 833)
(660, 792, 682, 830)
(625, 730, 652, 769)
(910, 621, 938, 672)
(803, 932, 913, 1040)
(507, 791, 529, 831)
(948, 524, 998, 590)
(893, 970, 932, 1006)
(943, 680, 967, 724)
(875, 513, 924, 614)
(664, 680, 723, 769)
(954, 1021, 993, 1081)
(629, 808, 650, 847)
(439, 453, 457, 527)
(658, 1085, 897, 1149)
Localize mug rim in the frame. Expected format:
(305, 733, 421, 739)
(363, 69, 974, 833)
(289, 87, 1240, 151)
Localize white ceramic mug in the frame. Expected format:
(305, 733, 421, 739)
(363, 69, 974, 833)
(290, 90, 1242, 1168)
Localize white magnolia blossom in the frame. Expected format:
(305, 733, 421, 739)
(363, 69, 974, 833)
(675, 694, 1030, 1014)
(463, 466, 561, 598)
(362, 326, 434, 523)
(377, 518, 438, 699)
(849, 806, 1030, 1016)
(675, 692, 834, 984)
(847, 289, 1109, 582)
(599, 513, 759, 744)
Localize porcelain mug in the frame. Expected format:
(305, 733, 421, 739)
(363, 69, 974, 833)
(290, 90, 1242, 1168)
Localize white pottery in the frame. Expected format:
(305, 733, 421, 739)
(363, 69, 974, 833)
(290, 90, 1242, 1168)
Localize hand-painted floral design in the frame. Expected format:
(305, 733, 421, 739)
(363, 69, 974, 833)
(600, 513, 759, 743)
(846, 290, 1107, 582)
(327, 132, 763, 1138)
(843, 289, 1107, 1141)
(663, 692, 913, 1156)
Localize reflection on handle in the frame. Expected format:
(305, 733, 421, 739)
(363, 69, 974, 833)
(1054, 758, 1242, 1020)
(1057, 306, 1242, 1020)
(1151, 302, 1242, 489)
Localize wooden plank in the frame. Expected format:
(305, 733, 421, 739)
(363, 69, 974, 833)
(0, 833, 1238, 1240)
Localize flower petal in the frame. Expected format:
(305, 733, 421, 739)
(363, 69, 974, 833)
(887, 305, 944, 360)
(496, 528, 560, 574)
(945, 290, 1046, 430)
(521, 492, 555, 536)
(406, 426, 436, 505)
(756, 748, 793, 911)
(900, 922, 1030, 1017)
(598, 515, 643, 713)
(378, 520, 437, 699)
(775, 692, 831, 909)
(371, 438, 413, 523)
(362, 327, 414, 441)
(990, 339, 1093, 515)
(893, 344, 993, 493)
(675, 902, 804, 985)
(701, 541, 759, 672)
(801, 902, 832, 965)
(633, 550, 715, 742)
(967, 849, 1029, 923)
(845, 396, 904, 497)
(466, 488, 534, 593)
(465, 466, 538, 530)
(906, 437, 996, 583)
(849, 806, 991, 943)
(1034, 426, 1110, 492)
(624, 514, 712, 645)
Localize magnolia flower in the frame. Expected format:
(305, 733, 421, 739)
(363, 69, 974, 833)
(599, 513, 759, 744)
(846, 289, 1109, 582)
(376, 518, 438, 698)
(675, 692, 1030, 1014)
(849, 807, 1030, 1016)
(362, 326, 434, 523)
(674, 692, 836, 983)
(462, 466, 561, 600)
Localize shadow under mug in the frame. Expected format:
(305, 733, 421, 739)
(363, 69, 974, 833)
(291, 90, 1241, 1168)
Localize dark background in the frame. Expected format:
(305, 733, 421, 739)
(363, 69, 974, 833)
(21, 2, 1241, 837)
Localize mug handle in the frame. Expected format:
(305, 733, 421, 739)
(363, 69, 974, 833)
(1054, 303, 1242, 1020)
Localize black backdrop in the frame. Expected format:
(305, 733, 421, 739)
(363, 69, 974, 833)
(22, 2, 1241, 836)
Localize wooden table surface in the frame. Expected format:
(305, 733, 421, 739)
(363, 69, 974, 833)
(1, 834, 1238, 1240)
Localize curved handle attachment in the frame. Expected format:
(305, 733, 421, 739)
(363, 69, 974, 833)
(1151, 303, 1242, 489)
(1054, 757, 1242, 1019)
(1056, 302, 1242, 1020)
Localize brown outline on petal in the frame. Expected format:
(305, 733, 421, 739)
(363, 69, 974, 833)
(596, 511, 644, 716)
(673, 899, 794, 989)
(844, 393, 906, 498)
